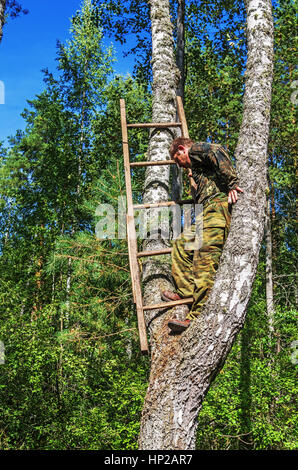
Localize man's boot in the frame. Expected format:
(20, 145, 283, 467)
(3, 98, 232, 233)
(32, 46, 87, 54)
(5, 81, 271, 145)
(161, 290, 191, 332)
(167, 318, 191, 333)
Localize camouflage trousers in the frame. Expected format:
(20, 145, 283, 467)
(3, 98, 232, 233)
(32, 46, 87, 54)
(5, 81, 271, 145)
(172, 197, 231, 319)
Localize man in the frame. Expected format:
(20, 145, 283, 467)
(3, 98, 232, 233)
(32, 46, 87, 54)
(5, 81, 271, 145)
(162, 137, 243, 333)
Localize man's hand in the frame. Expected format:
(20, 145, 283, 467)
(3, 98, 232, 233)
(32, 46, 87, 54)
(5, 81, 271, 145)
(228, 186, 243, 204)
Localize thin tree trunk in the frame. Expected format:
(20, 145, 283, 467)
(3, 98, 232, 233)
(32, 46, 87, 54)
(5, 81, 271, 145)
(65, 256, 71, 327)
(172, 0, 185, 203)
(268, 153, 277, 267)
(31, 226, 44, 320)
(265, 192, 275, 335)
(239, 319, 252, 449)
(4, 198, 11, 244)
(0, 0, 6, 43)
(139, 0, 274, 450)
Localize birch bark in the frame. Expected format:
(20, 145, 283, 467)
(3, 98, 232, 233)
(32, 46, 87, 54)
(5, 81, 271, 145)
(139, 0, 274, 450)
(172, 0, 185, 203)
(141, 0, 179, 326)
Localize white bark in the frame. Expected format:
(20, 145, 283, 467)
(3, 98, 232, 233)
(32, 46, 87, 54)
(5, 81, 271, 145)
(139, 0, 274, 450)
(171, 0, 185, 203)
(141, 0, 180, 325)
(176, 0, 185, 102)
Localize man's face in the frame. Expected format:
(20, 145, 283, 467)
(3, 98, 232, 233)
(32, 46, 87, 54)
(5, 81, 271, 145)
(173, 145, 191, 169)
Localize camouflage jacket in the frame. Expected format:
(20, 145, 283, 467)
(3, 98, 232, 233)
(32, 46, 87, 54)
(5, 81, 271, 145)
(189, 142, 239, 204)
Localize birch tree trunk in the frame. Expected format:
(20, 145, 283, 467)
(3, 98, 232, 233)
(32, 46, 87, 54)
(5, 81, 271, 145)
(176, 0, 185, 103)
(265, 194, 275, 335)
(0, 0, 6, 43)
(172, 0, 185, 203)
(141, 0, 179, 325)
(139, 0, 274, 450)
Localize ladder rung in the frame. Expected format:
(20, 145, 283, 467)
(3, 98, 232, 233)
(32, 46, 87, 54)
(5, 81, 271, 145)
(130, 160, 176, 167)
(133, 199, 194, 210)
(137, 248, 172, 258)
(127, 122, 182, 129)
(143, 297, 193, 311)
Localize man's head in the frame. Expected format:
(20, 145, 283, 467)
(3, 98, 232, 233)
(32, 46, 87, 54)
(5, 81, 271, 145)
(169, 137, 194, 168)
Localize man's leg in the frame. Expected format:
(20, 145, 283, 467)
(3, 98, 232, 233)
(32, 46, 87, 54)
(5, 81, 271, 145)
(171, 224, 196, 298)
(187, 199, 231, 320)
(163, 226, 195, 331)
(167, 199, 231, 331)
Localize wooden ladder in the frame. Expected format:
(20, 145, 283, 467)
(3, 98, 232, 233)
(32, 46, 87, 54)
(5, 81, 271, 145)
(120, 96, 195, 354)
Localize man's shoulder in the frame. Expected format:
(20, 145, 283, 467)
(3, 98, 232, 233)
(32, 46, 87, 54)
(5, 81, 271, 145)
(190, 142, 224, 154)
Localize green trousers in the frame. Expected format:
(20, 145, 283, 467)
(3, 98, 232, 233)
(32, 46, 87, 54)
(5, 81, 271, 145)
(172, 197, 231, 319)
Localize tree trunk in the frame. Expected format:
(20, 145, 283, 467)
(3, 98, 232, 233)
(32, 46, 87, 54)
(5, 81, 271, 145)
(172, 0, 185, 203)
(139, 0, 274, 450)
(176, 0, 185, 103)
(0, 0, 6, 43)
(239, 318, 252, 449)
(265, 194, 275, 335)
(268, 153, 277, 269)
(141, 0, 179, 324)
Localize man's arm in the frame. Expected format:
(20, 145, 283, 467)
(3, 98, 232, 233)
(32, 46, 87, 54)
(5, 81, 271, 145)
(173, 142, 243, 204)
(189, 143, 243, 203)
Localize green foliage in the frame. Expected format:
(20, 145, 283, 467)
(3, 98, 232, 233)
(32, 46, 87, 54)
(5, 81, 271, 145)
(196, 270, 298, 450)
(0, 0, 151, 450)
(0, 301, 149, 449)
(185, 0, 245, 150)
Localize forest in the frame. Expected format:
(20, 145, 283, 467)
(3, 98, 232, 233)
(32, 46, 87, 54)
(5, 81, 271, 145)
(0, 0, 297, 450)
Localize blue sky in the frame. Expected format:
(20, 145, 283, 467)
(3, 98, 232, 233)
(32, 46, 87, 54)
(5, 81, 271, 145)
(0, 0, 135, 145)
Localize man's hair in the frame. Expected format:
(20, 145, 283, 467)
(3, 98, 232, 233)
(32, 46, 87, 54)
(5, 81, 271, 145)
(169, 137, 194, 158)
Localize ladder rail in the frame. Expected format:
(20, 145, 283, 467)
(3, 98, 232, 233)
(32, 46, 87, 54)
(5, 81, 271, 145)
(176, 95, 198, 199)
(120, 99, 149, 354)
